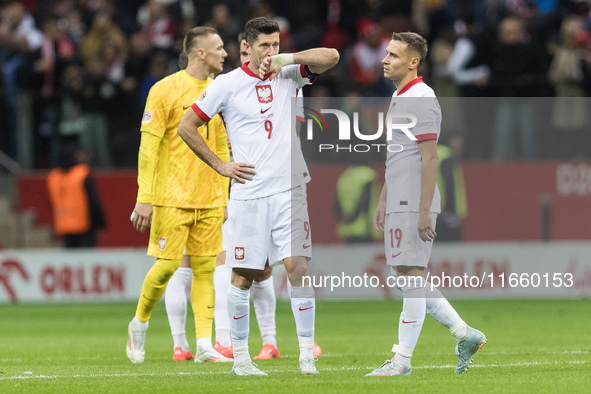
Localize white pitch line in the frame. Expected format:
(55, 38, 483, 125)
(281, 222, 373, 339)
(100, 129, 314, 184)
(0, 360, 587, 381)
(0, 350, 586, 363)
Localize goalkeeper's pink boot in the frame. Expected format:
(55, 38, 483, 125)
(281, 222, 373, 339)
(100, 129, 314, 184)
(253, 344, 280, 360)
(172, 347, 194, 361)
(313, 339, 322, 358)
(214, 341, 234, 359)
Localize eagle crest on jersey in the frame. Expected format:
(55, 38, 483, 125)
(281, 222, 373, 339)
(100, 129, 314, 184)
(235, 247, 245, 260)
(256, 85, 273, 103)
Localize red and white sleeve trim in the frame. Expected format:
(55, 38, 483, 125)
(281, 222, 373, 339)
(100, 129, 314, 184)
(415, 133, 438, 141)
(191, 103, 211, 122)
(299, 64, 307, 78)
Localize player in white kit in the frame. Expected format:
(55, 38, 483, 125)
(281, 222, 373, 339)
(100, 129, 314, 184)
(164, 33, 322, 363)
(213, 34, 321, 361)
(178, 17, 339, 376)
(366, 32, 486, 377)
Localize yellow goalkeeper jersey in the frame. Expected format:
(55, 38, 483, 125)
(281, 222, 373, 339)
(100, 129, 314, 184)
(137, 70, 229, 208)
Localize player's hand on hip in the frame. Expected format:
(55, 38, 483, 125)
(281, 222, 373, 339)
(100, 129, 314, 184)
(220, 161, 256, 183)
(417, 212, 437, 242)
(373, 202, 386, 232)
(131, 202, 153, 233)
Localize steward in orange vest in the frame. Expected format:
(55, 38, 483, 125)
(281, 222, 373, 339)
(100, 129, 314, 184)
(47, 157, 106, 247)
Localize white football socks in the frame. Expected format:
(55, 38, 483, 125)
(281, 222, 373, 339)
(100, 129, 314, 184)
(131, 316, 149, 330)
(425, 281, 467, 340)
(196, 337, 213, 352)
(227, 284, 251, 364)
(164, 266, 192, 351)
(290, 285, 315, 360)
(394, 277, 426, 364)
(213, 265, 232, 347)
(252, 276, 277, 348)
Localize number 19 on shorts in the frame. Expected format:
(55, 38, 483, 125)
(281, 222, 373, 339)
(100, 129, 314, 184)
(390, 228, 402, 248)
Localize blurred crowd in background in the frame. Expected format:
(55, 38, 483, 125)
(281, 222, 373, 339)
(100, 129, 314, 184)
(1, 0, 591, 170)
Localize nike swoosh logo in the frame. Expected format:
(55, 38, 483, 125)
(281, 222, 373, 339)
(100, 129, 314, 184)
(233, 313, 247, 320)
(183, 105, 191, 110)
(299, 306, 314, 311)
(303, 244, 311, 249)
(402, 319, 417, 324)
(260, 107, 271, 114)
(391, 252, 402, 258)
(207, 305, 214, 309)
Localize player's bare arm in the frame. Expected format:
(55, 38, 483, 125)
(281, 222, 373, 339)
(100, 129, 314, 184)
(374, 183, 388, 232)
(417, 139, 438, 242)
(295, 48, 340, 74)
(178, 109, 256, 183)
(260, 48, 340, 80)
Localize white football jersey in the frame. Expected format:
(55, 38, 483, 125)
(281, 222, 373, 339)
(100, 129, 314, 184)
(192, 63, 313, 200)
(385, 77, 442, 214)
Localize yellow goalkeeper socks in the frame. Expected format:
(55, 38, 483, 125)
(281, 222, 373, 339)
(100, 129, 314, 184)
(190, 255, 216, 338)
(135, 258, 181, 322)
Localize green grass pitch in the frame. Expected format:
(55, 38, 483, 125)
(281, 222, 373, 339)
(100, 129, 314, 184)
(1, 299, 590, 393)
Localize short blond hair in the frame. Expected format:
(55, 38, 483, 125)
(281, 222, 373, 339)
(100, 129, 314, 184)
(183, 26, 218, 54)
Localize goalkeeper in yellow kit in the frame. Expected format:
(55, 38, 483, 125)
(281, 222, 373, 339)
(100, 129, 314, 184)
(127, 26, 231, 363)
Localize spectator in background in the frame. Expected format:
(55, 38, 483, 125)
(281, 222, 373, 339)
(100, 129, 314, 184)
(442, 10, 491, 160)
(138, 0, 178, 52)
(321, 0, 348, 53)
(112, 31, 152, 167)
(548, 16, 587, 158)
(203, 3, 242, 72)
(56, 59, 113, 167)
(140, 51, 170, 104)
(445, 10, 490, 97)
(349, 19, 392, 96)
(0, 0, 44, 161)
(78, 12, 128, 168)
(46, 1, 87, 46)
(204, 3, 241, 46)
(489, 15, 549, 160)
(251, 1, 294, 52)
(81, 11, 126, 67)
(58, 63, 86, 140)
(47, 144, 106, 248)
(436, 133, 467, 241)
(80, 56, 113, 168)
(125, 31, 152, 87)
(177, 0, 197, 36)
(429, 25, 458, 97)
(31, 16, 76, 168)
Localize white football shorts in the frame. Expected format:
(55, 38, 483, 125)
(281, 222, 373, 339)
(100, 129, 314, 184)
(385, 212, 437, 268)
(221, 208, 231, 252)
(226, 185, 312, 270)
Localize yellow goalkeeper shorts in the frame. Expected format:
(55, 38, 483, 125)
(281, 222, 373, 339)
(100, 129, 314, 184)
(148, 206, 224, 259)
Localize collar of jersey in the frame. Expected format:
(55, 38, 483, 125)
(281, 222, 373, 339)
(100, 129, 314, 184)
(182, 70, 211, 87)
(396, 76, 423, 96)
(241, 61, 270, 81)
